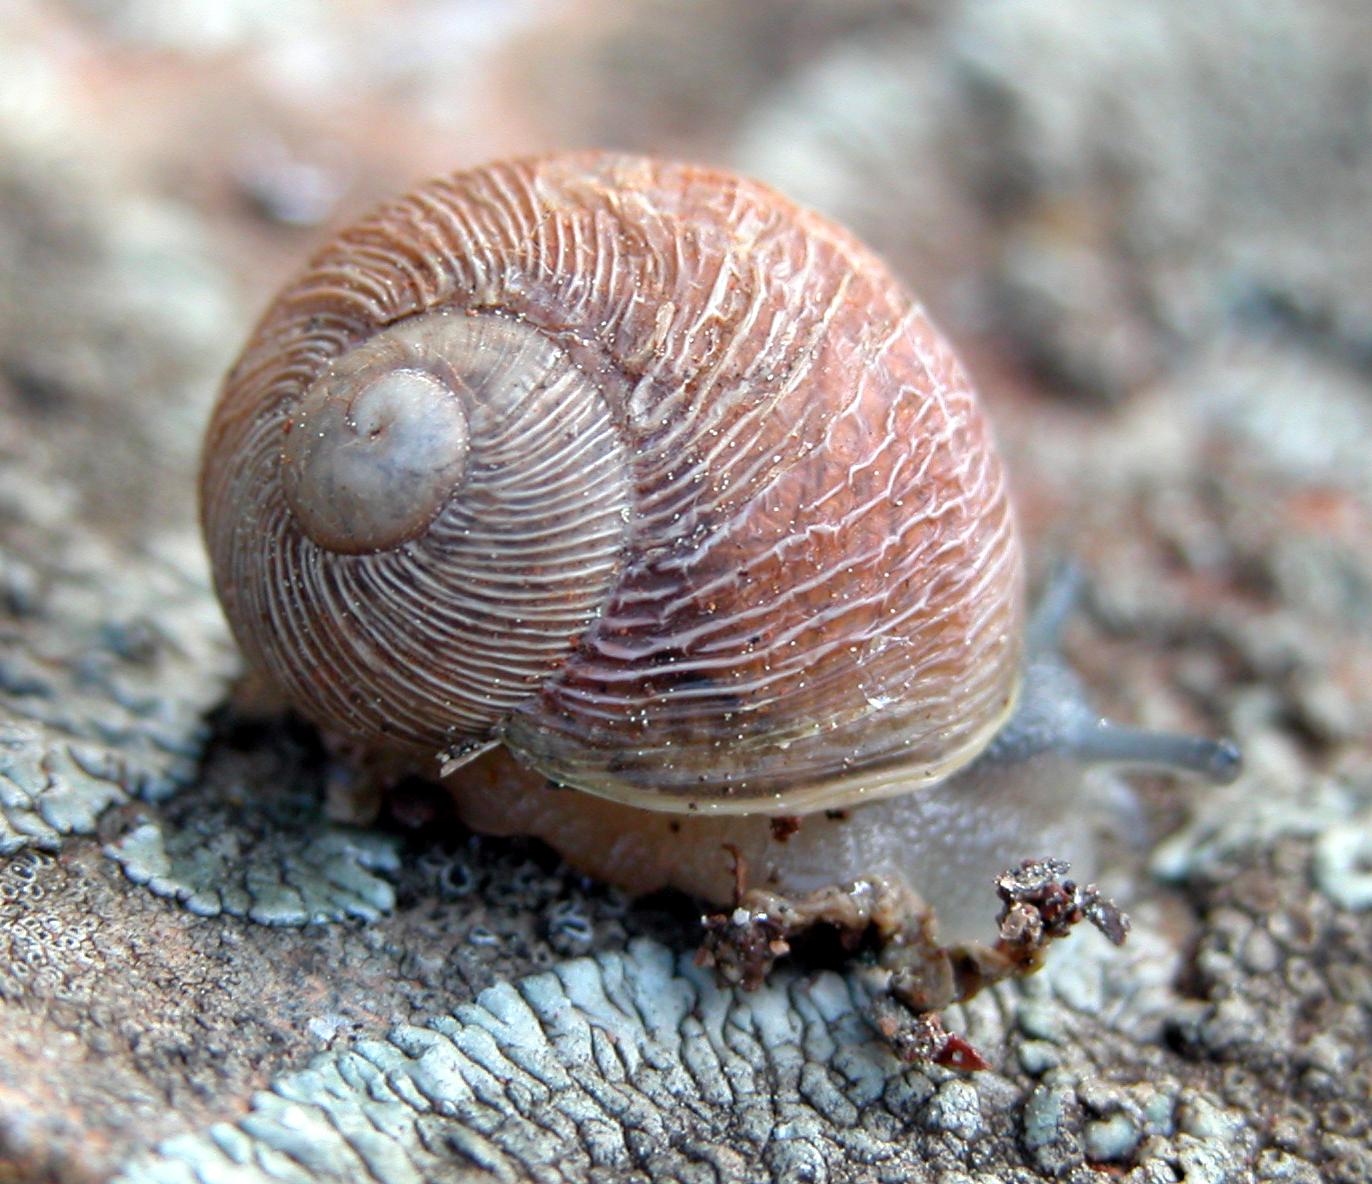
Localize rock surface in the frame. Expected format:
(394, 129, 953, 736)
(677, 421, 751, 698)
(1, 2, 1369, 1181)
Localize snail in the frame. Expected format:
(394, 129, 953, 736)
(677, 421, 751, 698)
(201, 152, 1239, 984)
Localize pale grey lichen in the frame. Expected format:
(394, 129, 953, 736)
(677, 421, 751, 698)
(1076, 1080, 1154, 1166)
(111, 935, 1255, 1184)
(114, 940, 893, 1184)
(0, 29, 241, 864)
(1149, 767, 1357, 887)
(1021, 1078, 1082, 1176)
(1257, 1151, 1325, 1183)
(0, 531, 235, 858)
(1084, 1111, 1141, 1164)
(1015, 1041, 1060, 1077)
(923, 1079, 982, 1140)
(105, 813, 399, 925)
(1312, 818, 1372, 911)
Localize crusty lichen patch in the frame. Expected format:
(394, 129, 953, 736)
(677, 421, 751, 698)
(112, 937, 1266, 1184)
(0, 528, 234, 857)
(103, 798, 399, 926)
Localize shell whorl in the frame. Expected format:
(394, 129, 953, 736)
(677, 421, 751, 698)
(202, 153, 1024, 814)
(280, 320, 473, 555)
(204, 309, 635, 749)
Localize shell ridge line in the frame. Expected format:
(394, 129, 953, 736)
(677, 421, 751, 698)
(388, 191, 455, 304)
(586, 209, 625, 338)
(471, 363, 597, 461)
(348, 561, 548, 727)
(484, 159, 547, 256)
(351, 220, 442, 313)
(677, 249, 801, 452)
(274, 550, 383, 735)
(428, 182, 512, 301)
(410, 186, 485, 297)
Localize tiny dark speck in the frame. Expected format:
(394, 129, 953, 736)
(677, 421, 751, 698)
(769, 815, 802, 842)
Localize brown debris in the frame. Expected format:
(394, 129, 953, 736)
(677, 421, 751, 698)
(769, 815, 803, 842)
(698, 858, 1128, 1068)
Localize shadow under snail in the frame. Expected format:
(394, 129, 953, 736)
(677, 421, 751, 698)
(201, 152, 1239, 1060)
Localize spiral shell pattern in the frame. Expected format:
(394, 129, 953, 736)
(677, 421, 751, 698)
(202, 153, 1024, 814)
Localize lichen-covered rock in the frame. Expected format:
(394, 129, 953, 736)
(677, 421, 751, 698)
(0, 522, 234, 857)
(731, 0, 1372, 404)
(103, 795, 400, 925)
(1, 2, 1370, 1182)
(107, 938, 1264, 1184)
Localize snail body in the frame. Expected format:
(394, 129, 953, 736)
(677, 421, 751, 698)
(202, 153, 1237, 946)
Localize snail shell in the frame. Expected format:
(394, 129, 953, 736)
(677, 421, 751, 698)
(201, 152, 1023, 816)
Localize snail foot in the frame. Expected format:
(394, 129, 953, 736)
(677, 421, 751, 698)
(320, 735, 414, 825)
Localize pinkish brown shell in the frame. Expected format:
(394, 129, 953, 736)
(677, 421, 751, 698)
(201, 152, 1024, 815)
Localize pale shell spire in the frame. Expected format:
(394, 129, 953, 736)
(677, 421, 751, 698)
(282, 329, 473, 555)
